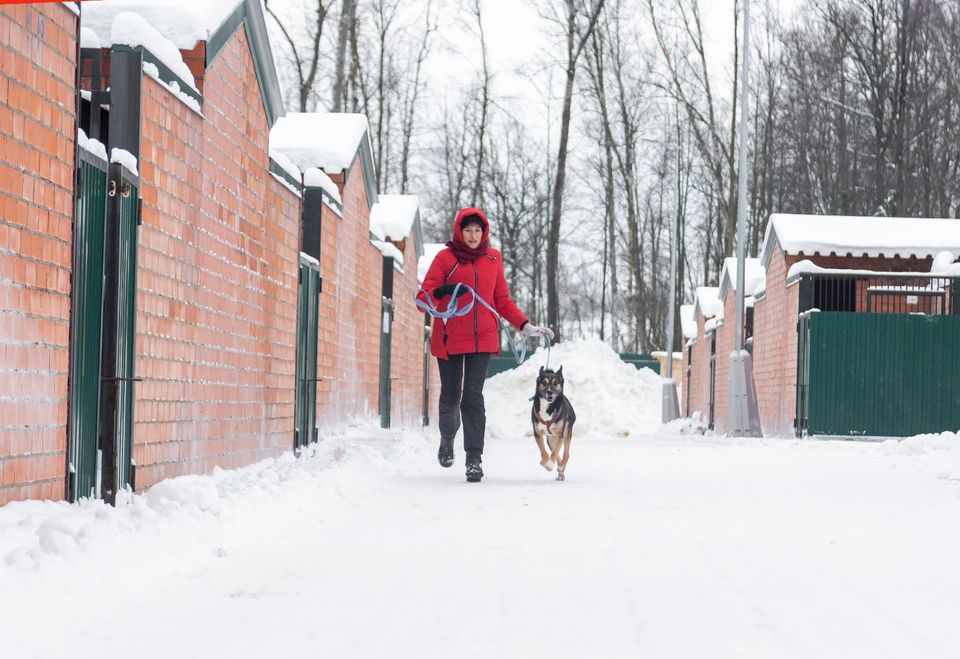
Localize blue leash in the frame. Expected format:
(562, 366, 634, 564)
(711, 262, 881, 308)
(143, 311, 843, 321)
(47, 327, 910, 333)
(415, 283, 552, 365)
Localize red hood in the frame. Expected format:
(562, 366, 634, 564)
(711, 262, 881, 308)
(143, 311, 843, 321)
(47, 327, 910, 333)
(452, 207, 490, 243)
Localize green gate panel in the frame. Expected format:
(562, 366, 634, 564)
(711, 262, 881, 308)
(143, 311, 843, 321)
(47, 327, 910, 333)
(294, 261, 320, 450)
(114, 175, 139, 492)
(68, 154, 108, 501)
(806, 312, 960, 437)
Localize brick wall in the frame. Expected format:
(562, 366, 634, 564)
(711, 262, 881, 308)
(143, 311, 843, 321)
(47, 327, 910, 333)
(389, 239, 428, 427)
(711, 294, 736, 432)
(314, 163, 381, 424)
(0, 5, 77, 504)
(132, 29, 300, 489)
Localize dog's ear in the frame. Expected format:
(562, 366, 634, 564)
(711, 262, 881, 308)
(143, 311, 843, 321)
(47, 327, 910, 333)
(539, 366, 545, 377)
(557, 366, 563, 378)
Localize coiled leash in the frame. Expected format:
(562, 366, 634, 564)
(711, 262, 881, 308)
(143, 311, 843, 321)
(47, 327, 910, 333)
(415, 283, 553, 365)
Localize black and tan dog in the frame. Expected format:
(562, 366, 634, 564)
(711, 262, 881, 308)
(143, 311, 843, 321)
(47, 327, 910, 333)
(531, 366, 577, 481)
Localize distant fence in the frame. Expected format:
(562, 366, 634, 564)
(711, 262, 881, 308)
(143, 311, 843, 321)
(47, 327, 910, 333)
(486, 351, 659, 379)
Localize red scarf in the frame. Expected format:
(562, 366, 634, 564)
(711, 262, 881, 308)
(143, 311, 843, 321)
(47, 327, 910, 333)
(445, 237, 490, 262)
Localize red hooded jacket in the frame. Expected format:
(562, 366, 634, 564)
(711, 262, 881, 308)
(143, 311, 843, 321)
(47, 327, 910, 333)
(418, 208, 528, 359)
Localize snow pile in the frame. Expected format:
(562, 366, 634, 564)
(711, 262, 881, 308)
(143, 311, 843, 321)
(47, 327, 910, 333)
(719, 257, 765, 305)
(370, 194, 419, 241)
(304, 167, 342, 206)
(80, 26, 100, 49)
(77, 128, 108, 161)
(680, 303, 696, 339)
(932, 250, 960, 276)
(83, 0, 242, 50)
(106, 12, 199, 92)
(270, 113, 370, 173)
(371, 240, 404, 264)
(484, 337, 662, 440)
(694, 286, 722, 319)
(110, 148, 139, 176)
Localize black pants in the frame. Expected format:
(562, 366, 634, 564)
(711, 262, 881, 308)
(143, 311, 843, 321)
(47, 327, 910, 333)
(437, 353, 491, 456)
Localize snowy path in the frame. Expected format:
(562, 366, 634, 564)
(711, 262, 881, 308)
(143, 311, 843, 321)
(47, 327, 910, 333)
(5, 425, 960, 658)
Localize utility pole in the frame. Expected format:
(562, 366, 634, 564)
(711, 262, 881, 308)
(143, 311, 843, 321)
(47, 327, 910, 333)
(727, 0, 762, 436)
(661, 105, 681, 423)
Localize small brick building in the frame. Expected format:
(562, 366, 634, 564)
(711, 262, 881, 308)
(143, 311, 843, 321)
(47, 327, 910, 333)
(684, 286, 720, 425)
(751, 214, 960, 436)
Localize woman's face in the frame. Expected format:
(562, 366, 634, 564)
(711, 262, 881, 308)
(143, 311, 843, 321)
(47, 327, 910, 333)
(462, 223, 483, 249)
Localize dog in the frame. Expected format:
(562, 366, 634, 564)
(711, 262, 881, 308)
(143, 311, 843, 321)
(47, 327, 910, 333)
(531, 366, 577, 481)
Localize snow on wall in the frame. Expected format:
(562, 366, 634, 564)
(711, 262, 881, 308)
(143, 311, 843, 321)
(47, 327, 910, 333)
(110, 148, 139, 176)
(77, 128, 108, 162)
(718, 257, 765, 302)
(680, 304, 696, 339)
(693, 286, 722, 320)
(270, 113, 370, 173)
(369, 195, 419, 241)
(763, 214, 960, 262)
(104, 12, 198, 91)
(303, 167, 342, 205)
(82, 0, 241, 50)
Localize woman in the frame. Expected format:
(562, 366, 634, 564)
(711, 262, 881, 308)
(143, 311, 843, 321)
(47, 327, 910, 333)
(418, 207, 553, 483)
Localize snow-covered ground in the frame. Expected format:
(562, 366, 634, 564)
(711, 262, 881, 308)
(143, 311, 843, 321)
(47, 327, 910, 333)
(3, 339, 960, 658)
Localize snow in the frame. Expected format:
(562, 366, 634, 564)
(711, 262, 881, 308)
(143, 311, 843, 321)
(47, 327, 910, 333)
(82, 0, 242, 50)
(719, 256, 765, 300)
(370, 194, 420, 241)
(3, 338, 960, 656)
(269, 148, 301, 183)
(270, 113, 370, 173)
(110, 148, 139, 176)
(680, 303, 696, 339)
(932, 250, 960, 276)
(764, 213, 960, 262)
(104, 12, 198, 92)
(694, 286, 722, 320)
(79, 26, 100, 49)
(142, 62, 202, 114)
(77, 128, 107, 162)
(418, 243, 445, 283)
(787, 258, 960, 280)
(371, 240, 404, 264)
(303, 167, 342, 206)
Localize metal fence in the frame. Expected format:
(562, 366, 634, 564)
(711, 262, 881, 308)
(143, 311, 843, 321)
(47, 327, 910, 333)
(796, 272, 958, 316)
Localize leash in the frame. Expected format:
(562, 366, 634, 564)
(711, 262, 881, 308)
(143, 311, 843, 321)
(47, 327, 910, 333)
(415, 283, 552, 365)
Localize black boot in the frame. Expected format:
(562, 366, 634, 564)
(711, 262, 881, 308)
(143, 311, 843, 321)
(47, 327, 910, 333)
(465, 451, 483, 483)
(438, 435, 454, 468)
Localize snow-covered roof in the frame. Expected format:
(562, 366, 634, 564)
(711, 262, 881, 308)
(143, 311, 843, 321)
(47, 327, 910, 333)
(693, 287, 722, 322)
(370, 195, 420, 242)
(372, 240, 404, 265)
(104, 12, 198, 91)
(718, 257, 765, 302)
(680, 304, 696, 340)
(82, 0, 242, 50)
(270, 113, 371, 173)
(418, 243, 445, 283)
(761, 214, 960, 267)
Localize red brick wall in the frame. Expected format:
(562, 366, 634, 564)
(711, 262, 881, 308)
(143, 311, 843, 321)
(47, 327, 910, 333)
(711, 294, 736, 432)
(132, 29, 300, 489)
(0, 5, 77, 504)
(390, 239, 428, 427)
(753, 244, 800, 436)
(314, 163, 381, 424)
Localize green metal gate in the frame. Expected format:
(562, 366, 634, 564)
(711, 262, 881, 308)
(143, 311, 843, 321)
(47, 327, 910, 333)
(379, 296, 394, 428)
(67, 151, 109, 501)
(796, 311, 960, 437)
(98, 163, 140, 504)
(294, 257, 320, 451)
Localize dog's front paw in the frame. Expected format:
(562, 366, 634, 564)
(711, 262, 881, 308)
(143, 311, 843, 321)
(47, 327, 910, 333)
(541, 459, 555, 472)
(556, 469, 565, 482)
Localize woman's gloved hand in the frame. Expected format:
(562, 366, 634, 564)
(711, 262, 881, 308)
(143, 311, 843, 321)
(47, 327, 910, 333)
(433, 284, 471, 300)
(521, 323, 554, 341)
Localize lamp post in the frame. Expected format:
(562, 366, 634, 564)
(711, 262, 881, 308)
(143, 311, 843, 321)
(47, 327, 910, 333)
(727, 0, 762, 436)
(661, 106, 682, 424)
